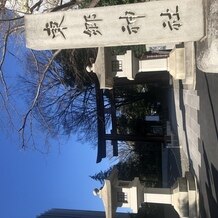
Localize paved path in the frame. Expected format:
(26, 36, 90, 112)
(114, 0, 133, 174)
(166, 1, 218, 216)
(195, 71, 218, 218)
(172, 79, 201, 179)
(170, 71, 218, 218)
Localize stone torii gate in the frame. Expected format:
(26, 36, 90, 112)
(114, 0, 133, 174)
(25, 0, 205, 88)
(25, 0, 204, 50)
(25, 0, 205, 161)
(94, 168, 199, 218)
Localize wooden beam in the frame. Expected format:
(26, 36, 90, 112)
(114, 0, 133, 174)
(109, 89, 118, 156)
(95, 79, 106, 163)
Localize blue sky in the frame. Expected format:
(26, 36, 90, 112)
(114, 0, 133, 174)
(0, 132, 111, 218)
(0, 33, 112, 218)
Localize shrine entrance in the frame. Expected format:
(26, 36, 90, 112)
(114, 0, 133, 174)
(95, 71, 170, 163)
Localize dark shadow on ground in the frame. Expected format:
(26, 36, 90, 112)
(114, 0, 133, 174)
(167, 84, 182, 186)
(196, 71, 218, 218)
(201, 143, 218, 218)
(178, 81, 194, 172)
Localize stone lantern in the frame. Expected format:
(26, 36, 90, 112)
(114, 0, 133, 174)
(87, 46, 186, 90)
(94, 168, 199, 218)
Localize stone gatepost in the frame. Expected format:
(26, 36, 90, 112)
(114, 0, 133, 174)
(94, 168, 198, 218)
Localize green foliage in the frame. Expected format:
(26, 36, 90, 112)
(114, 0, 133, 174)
(90, 142, 162, 187)
(111, 45, 147, 58)
(90, 143, 163, 216)
(101, 0, 147, 6)
(90, 167, 113, 185)
(116, 143, 162, 187)
(56, 48, 98, 89)
(82, 0, 147, 7)
(114, 84, 161, 135)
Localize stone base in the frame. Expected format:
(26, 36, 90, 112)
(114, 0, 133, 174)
(182, 42, 197, 90)
(171, 172, 199, 218)
(197, 40, 218, 73)
(168, 42, 198, 90)
(168, 45, 186, 80)
(196, 0, 218, 73)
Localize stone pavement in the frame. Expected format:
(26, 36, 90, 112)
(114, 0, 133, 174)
(169, 63, 218, 218)
(164, 77, 201, 218)
(161, 0, 218, 216)
(172, 79, 201, 180)
(195, 71, 218, 218)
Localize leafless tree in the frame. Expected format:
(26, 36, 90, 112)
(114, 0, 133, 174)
(0, 0, 102, 152)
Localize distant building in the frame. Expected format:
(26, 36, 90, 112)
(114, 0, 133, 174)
(37, 209, 130, 218)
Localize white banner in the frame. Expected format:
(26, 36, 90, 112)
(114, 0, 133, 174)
(25, 0, 204, 50)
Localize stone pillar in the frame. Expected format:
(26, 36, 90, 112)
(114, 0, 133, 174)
(144, 188, 172, 204)
(139, 58, 168, 72)
(138, 45, 185, 81)
(142, 172, 198, 218)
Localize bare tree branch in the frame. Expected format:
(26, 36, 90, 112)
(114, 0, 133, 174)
(0, 0, 7, 10)
(0, 0, 106, 151)
(30, 0, 43, 13)
(0, 24, 24, 98)
(19, 49, 61, 148)
(0, 15, 24, 21)
(51, 0, 78, 12)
